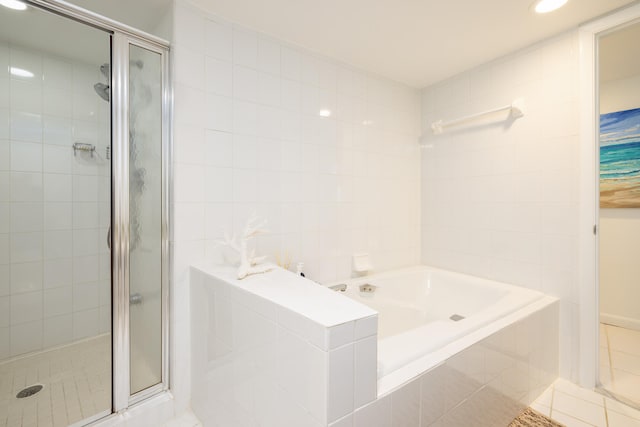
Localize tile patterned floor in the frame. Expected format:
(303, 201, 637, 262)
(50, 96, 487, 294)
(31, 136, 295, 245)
(532, 378, 640, 427)
(0, 335, 110, 427)
(600, 324, 640, 406)
(162, 411, 202, 427)
(2, 326, 639, 427)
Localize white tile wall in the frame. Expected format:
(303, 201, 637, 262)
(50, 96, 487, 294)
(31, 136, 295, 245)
(0, 41, 110, 360)
(172, 1, 421, 281)
(346, 301, 558, 427)
(190, 266, 379, 427)
(191, 266, 557, 427)
(172, 0, 421, 414)
(421, 31, 580, 381)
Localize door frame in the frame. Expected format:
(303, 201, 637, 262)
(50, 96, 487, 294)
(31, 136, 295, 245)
(24, 0, 172, 420)
(578, 2, 640, 388)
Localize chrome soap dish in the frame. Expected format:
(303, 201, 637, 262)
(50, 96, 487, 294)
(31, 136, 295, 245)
(73, 142, 96, 157)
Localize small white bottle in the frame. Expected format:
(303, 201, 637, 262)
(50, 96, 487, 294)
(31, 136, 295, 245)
(296, 262, 305, 278)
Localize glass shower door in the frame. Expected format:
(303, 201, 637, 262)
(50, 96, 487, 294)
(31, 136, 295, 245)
(128, 44, 164, 395)
(0, 2, 112, 425)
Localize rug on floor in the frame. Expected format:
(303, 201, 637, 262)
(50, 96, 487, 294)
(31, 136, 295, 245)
(508, 408, 565, 427)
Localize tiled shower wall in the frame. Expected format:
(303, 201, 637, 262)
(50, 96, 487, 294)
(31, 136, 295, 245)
(421, 31, 579, 380)
(0, 43, 110, 360)
(172, 0, 422, 283)
(171, 0, 421, 410)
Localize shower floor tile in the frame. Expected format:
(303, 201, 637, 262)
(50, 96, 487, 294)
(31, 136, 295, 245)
(0, 335, 111, 427)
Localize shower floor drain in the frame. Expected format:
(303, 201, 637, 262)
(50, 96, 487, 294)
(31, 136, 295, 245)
(16, 384, 43, 399)
(449, 314, 465, 322)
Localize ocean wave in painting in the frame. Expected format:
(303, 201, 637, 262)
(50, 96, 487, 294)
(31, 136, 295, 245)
(600, 108, 640, 208)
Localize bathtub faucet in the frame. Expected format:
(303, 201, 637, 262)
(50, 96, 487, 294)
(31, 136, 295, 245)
(329, 284, 347, 292)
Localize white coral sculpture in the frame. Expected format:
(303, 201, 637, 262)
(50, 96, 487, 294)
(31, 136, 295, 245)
(219, 215, 274, 280)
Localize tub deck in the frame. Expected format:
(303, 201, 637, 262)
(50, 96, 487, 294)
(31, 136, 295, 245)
(328, 266, 547, 379)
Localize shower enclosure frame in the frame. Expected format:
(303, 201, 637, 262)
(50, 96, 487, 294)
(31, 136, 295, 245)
(578, 1, 640, 394)
(22, 0, 172, 418)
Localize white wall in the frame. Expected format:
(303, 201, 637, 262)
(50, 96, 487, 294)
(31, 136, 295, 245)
(421, 32, 580, 381)
(599, 74, 640, 330)
(191, 266, 379, 426)
(0, 43, 110, 361)
(171, 0, 422, 412)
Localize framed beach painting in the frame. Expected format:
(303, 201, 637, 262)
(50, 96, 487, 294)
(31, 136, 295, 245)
(600, 107, 640, 208)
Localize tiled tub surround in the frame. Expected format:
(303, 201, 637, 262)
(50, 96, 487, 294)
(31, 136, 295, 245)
(420, 31, 580, 381)
(326, 266, 547, 382)
(172, 0, 421, 413)
(190, 265, 558, 427)
(190, 265, 378, 426)
(353, 296, 559, 427)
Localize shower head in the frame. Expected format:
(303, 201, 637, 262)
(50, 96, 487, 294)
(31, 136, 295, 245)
(94, 82, 110, 102)
(95, 63, 110, 102)
(93, 60, 142, 102)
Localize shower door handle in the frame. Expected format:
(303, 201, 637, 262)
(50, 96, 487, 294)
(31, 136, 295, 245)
(107, 226, 111, 250)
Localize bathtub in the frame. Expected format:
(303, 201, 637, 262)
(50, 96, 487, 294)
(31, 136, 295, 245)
(328, 266, 546, 380)
(193, 264, 558, 426)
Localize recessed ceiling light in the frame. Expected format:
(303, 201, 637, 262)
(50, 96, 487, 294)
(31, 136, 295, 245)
(319, 109, 331, 117)
(0, 0, 27, 11)
(10, 67, 33, 78)
(533, 0, 568, 13)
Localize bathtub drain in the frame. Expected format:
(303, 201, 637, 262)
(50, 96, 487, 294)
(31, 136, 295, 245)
(16, 384, 43, 399)
(449, 314, 465, 322)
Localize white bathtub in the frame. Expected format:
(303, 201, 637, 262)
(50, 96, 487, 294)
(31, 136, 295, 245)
(329, 266, 546, 379)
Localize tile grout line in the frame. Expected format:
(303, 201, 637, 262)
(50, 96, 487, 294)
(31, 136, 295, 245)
(552, 382, 609, 427)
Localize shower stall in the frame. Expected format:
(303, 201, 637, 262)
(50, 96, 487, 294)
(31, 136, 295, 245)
(0, 1, 170, 425)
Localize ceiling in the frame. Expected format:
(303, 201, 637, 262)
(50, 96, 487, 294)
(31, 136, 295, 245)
(66, 0, 172, 40)
(600, 21, 640, 82)
(0, 0, 171, 68)
(1, 0, 636, 87)
(190, 0, 637, 88)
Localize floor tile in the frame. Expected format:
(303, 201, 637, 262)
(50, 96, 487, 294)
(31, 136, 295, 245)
(162, 410, 203, 427)
(0, 335, 111, 427)
(606, 397, 640, 421)
(611, 351, 640, 376)
(531, 402, 551, 417)
(533, 386, 553, 407)
(600, 346, 610, 366)
(551, 410, 597, 427)
(610, 369, 640, 402)
(600, 364, 613, 389)
(606, 325, 640, 356)
(554, 379, 605, 406)
(552, 391, 606, 427)
(539, 377, 640, 427)
(607, 410, 640, 427)
(599, 324, 640, 407)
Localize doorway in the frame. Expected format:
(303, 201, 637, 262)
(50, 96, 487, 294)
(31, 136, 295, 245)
(597, 21, 640, 407)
